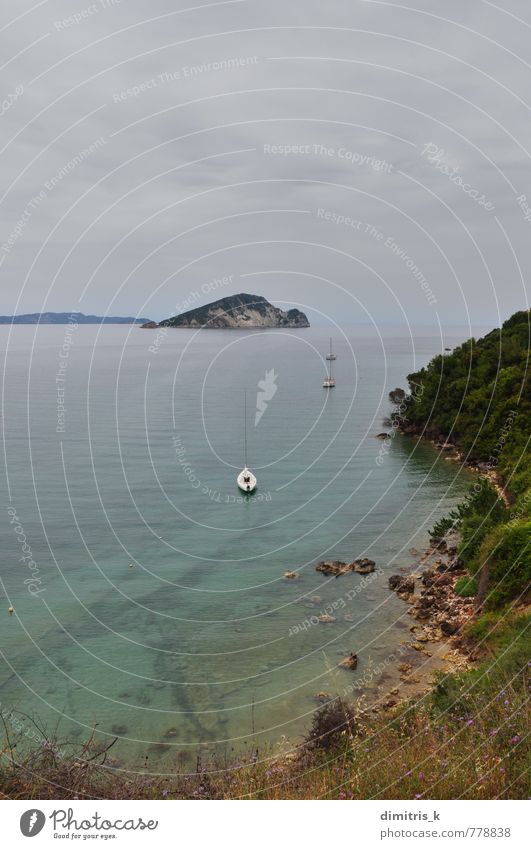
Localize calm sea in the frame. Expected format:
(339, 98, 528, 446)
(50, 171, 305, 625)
(0, 324, 480, 770)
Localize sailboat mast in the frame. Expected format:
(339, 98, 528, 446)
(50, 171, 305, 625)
(244, 389, 248, 467)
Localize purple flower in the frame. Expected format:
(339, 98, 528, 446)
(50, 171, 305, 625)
(415, 793, 423, 799)
(510, 735, 520, 745)
(162, 789, 169, 798)
(466, 719, 474, 726)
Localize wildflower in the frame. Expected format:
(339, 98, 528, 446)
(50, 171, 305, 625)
(339, 792, 347, 799)
(162, 789, 169, 798)
(415, 793, 423, 799)
(418, 772, 425, 780)
(510, 735, 520, 745)
(466, 719, 474, 726)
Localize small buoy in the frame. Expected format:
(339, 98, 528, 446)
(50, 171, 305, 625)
(8, 607, 14, 616)
(129, 563, 134, 569)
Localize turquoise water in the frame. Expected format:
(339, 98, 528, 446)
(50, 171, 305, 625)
(0, 324, 476, 770)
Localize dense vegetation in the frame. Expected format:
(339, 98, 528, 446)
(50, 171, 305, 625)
(398, 308, 530, 494)
(398, 309, 530, 612)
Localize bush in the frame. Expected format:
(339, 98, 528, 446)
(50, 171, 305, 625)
(455, 575, 478, 597)
(304, 698, 358, 751)
(478, 520, 531, 610)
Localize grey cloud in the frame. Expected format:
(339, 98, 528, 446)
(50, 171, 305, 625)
(0, 0, 529, 326)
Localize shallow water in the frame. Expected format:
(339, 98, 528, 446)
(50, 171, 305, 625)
(0, 324, 478, 770)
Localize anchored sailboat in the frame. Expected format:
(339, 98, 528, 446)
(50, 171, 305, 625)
(323, 341, 336, 388)
(237, 391, 257, 493)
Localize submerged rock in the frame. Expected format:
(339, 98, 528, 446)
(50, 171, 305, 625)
(339, 653, 359, 670)
(316, 558, 376, 576)
(353, 558, 376, 574)
(316, 560, 351, 576)
(314, 691, 332, 702)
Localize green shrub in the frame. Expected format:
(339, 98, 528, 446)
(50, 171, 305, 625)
(479, 520, 531, 610)
(454, 575, 477, 597)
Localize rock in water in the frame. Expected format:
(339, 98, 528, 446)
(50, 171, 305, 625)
(159, 293, 310, 329)
(339, 653, 359, 670)
(316, 558, 376, 576)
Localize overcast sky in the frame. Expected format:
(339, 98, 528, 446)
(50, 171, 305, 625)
(0, 0, 530, 327)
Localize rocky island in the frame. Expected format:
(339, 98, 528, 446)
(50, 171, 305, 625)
(155, 293, 310, 329)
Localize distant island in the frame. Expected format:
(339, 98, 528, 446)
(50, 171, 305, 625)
(0, 312, 151, 325)
(152, 293, 310, 329)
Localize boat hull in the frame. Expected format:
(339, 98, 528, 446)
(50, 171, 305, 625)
(237, 468, 257, 493)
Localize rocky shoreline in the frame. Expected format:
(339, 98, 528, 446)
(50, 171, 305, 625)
(375, 530, 477, 712)
(395, 422, 510, 505)
(286, 534, 477, 715)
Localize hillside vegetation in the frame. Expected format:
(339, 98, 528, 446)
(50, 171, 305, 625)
(397, 309, 530, 612)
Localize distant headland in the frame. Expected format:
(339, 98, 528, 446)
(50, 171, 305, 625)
(0, 312, 151, 325)
(151, 293, 310, 329)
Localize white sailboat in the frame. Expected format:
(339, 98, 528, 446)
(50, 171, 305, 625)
(326, 338, 337, 360)
(323, 344, 336, 388)
(237, 391, 257, 493)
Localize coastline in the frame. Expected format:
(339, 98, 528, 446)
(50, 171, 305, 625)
(374, 529, 475, 715)
(364, 426, 486, 714)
